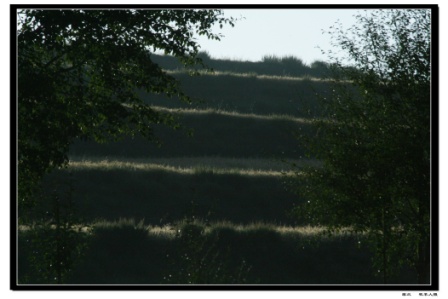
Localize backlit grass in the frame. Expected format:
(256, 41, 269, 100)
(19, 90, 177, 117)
(165, 69, 333, 82)
(66, 156, 316, 177)
(84, 218, 335, 238)
(150, 105, 313, 123)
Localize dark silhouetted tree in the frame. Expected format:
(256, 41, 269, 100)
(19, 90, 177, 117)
(292, 9, 432, 283)
(17, 9, 235, 214)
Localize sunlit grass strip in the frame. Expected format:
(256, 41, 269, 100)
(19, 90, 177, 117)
(149, 224, 332, 239)
(68, 156, 314, 171)
(151, 105, 313, 124)
(120, 103, 312, 123)
(41, 218, 352, 238)
(194, 220, 332, 236)
(123, 103, 333, 126)
(67, 159, 297, 177)
(18, 218, 365, 241)
(165, 69, 335, 82)
(66, 156, 313, 176)
(93, 218, 362, 239)
(18, 223, 93, 233)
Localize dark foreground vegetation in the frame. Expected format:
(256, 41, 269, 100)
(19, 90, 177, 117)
(19, 219, 416, 284)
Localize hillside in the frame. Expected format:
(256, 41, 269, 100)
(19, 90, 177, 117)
(19, 55, 418, 284)
(70, 60, 332, 160)
(64, 57, 325, 225)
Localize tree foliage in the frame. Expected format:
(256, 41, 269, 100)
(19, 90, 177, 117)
(17, 9, 235, 212)
(292, 9, 432, 283)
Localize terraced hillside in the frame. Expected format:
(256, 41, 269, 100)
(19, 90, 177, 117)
(19, 56, 417, 284)
(66, 69, 325, 225)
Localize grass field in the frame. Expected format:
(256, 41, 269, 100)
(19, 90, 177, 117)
(18, 56, 418, 285)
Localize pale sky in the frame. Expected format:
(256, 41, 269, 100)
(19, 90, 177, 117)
(193, 9, 360, 65)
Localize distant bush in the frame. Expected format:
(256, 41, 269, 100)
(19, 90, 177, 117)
(196, 51, 212, 62)
(262, 54, 305, 66)
(310, 60, 331, 77)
